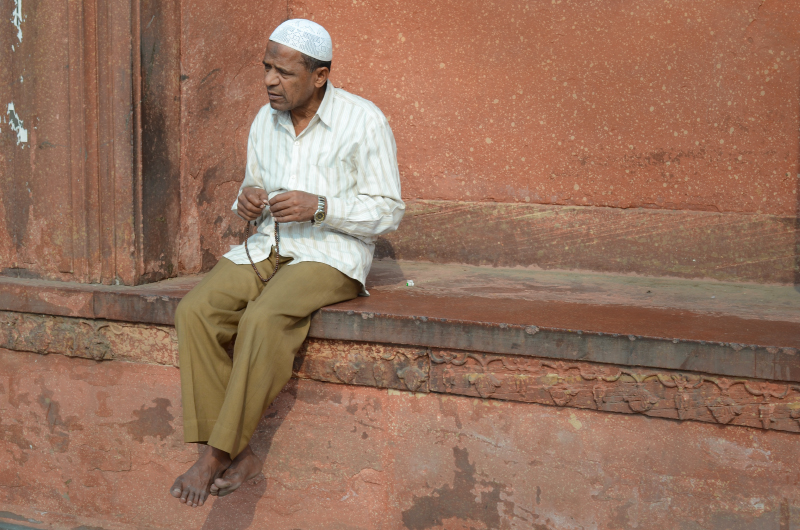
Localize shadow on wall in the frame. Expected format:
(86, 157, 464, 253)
(200, 380, 299, 529)
(369, 238, 405, 288)
(796, 69, 800, 294)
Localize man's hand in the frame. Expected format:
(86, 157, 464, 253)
(237, 187, 270, 221)
(269, 191, 321, 223)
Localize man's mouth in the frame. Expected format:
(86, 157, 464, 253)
(268, 93, 283, 101)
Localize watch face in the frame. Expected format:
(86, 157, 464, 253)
(314, 211, 325, 222)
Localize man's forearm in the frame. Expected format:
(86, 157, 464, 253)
(324, 195, 405, 238)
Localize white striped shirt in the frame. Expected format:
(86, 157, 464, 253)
(224, 82, 404, 293)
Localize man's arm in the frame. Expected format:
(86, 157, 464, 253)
(322, 114, 405, 238)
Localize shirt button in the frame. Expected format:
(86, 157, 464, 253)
(294, 141, 299, 146)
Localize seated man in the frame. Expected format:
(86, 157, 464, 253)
(169, 18, 404, 508)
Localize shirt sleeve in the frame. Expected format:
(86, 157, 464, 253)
(324, 113, 405, 238)
(231, 111, 272, 225)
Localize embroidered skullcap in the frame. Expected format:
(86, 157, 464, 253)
(269, 19, 333, 62)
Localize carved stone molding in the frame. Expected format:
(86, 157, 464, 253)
(294, 339, 430, 393)
(0, 311, 177, 366)
(2, 309, 799, 434)
(428, 350, 800, 433)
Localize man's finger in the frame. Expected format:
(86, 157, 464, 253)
(242, 187, 269, 208)
(242, 191, 268, 209)
(240, 199, 264, 214)
(268, 196, 294, 213)
(272, 206, 301, 221)
(251, 189, 270, 205)
(237, 198, 257, 214)
(268, 193, 288, 205)
(237, 203, 262, 220)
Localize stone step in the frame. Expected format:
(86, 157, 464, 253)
(1, 261, 799, 434)
(1, 260, 798, 377)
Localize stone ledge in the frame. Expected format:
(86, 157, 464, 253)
(1, 269, 799, 383)
(380, 201, 800, 284)
(2, 311, 800, 434)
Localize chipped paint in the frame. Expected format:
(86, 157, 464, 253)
(568, 413, 583, 430)
(10, 0, 22, 43)
(6, 103, 28, 145)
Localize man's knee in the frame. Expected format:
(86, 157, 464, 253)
(175, 289, 209, 330)
(238, 291, 301, 340)
(237, 302, 281, 333)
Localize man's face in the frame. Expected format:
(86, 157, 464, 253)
(263, 41, 321, 111)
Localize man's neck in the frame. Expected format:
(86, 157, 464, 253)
(290, 83, 327, 136)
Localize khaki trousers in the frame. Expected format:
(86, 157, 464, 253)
(175, 252, 360, 458)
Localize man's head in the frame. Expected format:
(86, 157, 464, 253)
(263, 19, 332, 112)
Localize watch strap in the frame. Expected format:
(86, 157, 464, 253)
(313, 196, 326, 225)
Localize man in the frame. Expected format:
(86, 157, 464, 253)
(169, 19, 404, 508)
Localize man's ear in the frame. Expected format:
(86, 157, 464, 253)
(314, 67, 329, 88)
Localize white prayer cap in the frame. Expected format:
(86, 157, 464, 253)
(269, 19, 333, 62)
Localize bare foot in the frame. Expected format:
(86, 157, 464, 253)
(209, 445, 263, 497)
(170, 446, 231, 507)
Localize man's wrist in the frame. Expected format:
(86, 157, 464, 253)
(312, 196, 327, 225)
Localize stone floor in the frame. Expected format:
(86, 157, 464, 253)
(1, 348, 799, 530)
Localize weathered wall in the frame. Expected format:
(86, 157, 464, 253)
(179, 0, 286, 273)
(0, 0, 182, 285)
(2, 348, 800, 530)
(179, 0, 800, 277)
(2, 0, 799, 282)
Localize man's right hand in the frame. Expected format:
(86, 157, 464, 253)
(237, 187, 270, 221)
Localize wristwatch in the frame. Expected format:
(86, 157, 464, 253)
(313, 196, 327, 225)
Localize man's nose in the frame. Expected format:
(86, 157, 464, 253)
(264, 71, 279, 87)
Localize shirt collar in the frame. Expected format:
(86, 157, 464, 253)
(270, 81, 335, 130)
(315, 81, 335, 128)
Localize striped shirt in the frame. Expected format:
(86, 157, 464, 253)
(224, 82, 404, 293)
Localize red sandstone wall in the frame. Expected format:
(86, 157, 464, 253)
(3, 348, 800, 529)
(179, 0, 800, 274)
(1, 0, 797, 281)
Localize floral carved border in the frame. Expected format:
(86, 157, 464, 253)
(429, 350, 800, 432)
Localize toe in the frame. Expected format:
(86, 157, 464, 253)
(170, 478, 183, 498)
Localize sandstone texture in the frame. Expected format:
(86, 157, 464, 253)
(1, 348, 800, 530)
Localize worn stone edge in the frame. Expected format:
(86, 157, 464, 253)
(310, 310, 800, 383)
(1, 273, 799, 381)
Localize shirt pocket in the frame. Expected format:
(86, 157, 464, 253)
(306, 161, 356, 198)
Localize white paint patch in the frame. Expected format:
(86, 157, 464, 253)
(11, 0, 23, 43)
(7, 102, 28, 145)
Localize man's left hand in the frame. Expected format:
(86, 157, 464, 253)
(269, 191, 321, 223)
